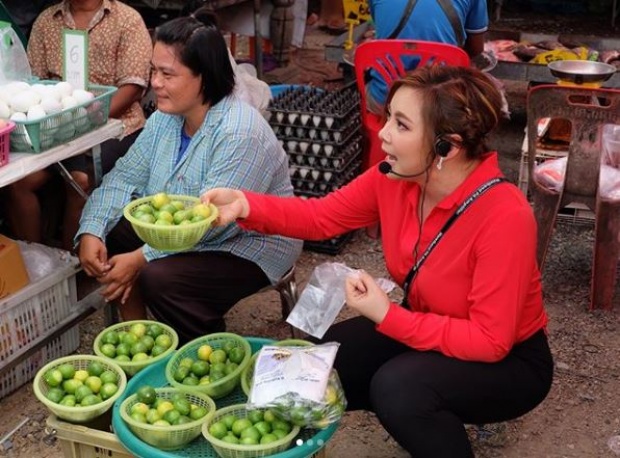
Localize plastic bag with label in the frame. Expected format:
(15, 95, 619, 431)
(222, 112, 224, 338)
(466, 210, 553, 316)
(0, 21, 31, 84)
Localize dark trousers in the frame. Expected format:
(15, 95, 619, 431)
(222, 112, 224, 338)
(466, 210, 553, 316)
(315, 317, 554, 458)
(106, 218, 270, 344)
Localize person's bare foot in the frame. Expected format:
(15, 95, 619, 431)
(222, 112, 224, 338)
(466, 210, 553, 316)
(306, 12, 320, 26)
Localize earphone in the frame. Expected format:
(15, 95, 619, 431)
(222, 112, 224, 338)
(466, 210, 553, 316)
(434, 136, 452, 158)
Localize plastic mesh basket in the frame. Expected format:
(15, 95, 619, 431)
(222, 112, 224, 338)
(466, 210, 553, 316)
(202, 403, 301, 458)
(123, 195, 218, 252)
(33, 355, 127, 423)
(93, 320, 179, 377)
(166, 333, 251, 400)
(0, 121, 15, 167)
(9, 82, 117, 153)
(120, 387, 216, 451)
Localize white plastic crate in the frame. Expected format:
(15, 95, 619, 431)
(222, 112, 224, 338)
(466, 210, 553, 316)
(518, 134, 595, 224)
(0, 249, 81, 397)
(0, 325, 79, 399)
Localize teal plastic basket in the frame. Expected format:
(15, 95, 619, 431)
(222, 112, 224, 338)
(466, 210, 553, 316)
(112, 338, 339, 458)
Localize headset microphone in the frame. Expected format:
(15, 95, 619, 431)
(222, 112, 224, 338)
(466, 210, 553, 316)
(378, 161, 432, 178)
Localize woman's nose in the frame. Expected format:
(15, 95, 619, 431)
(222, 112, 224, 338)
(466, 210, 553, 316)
(378, 122, 389, 143)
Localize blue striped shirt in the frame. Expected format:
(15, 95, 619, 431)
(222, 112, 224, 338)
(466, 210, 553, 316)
(77, 95, 302, 283)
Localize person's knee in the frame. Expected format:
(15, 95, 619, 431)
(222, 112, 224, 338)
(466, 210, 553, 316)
(137, 262, 171, 301)
(9, 172, 48, 195)
(68, 171, 91, 194)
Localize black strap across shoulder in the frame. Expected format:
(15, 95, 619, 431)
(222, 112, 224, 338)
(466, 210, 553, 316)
(401, 177, 507, 308)
(435, 0, 465, 46)
(388, 0, 418, 39)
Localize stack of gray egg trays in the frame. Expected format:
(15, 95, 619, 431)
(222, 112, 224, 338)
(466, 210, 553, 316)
(266, 84, 362, 254)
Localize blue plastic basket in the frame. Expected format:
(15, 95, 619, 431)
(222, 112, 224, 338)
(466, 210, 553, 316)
(112, 338, 338, 458)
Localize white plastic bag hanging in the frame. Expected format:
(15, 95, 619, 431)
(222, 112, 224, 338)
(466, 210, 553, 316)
(0, 22, 31, 84)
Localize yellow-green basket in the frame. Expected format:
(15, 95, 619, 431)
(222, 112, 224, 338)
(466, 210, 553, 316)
(33, 355, 127, 424)
(241, 339, 313, 397)
(202, 403, 301, 458)
(165, 333, 251, 399)
(120, 387, 216, 451)
(123, 195, 218, 252)
(93, 320, 179, 377)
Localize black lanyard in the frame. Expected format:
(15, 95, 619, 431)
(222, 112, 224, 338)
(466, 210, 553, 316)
(401, 177, 507, 308)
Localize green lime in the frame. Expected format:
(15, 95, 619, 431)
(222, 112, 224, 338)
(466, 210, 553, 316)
(224, 362, 239, 375)
(86, 361, 104, 377)
(140, 335, 155, 352)
(131, 402, 150, 416)
(115, 343, 131, 357)
(80, 394, 102, 406)
(173, 398, 191, 416)
(57, 363, 76, 380)
(222, 434, 239, 444)
(155, 334, 172, 349)
(254, 421, 272, 436)
(222, 339, 236, 355)
(131, 352, 149, 362)
(74, 370, 89, 382)
(208, 421, 229, 440)
(115, 354, 131, 362)
(210, 371, 226, 382)
(211, 362, 226, 374)
(150, 345, 167, 357)
(100, 382, 119, 400)
(136, 386, 157, 405)
(102, 331, 119, 345)
(130, 341, 148, 356)
(129, 323, 147, 338)
(171, 392, 187, 402)
(122, 333, 138, 346)
(130, 411, 147, 424)
(84, 376, 102, 394)
(146, 409, 161, 424)
(209, 349, 227, 365)
(99, 370, 118, 385)
(263, 409, 277, 423)
(44, 369, 63, 388)
(173, 366, 190, 383)
(191, 360, 210, 377)
(240, 426, 261, 442)
(62, 378, 83, 395)
(260, 433, 279, 444)
(189, 406, 208, 420)
(75, 385, 93, 403)
(100, 343, 116, 358)
(152, 419, 170, 427)
(272, 429, 288, 439)
(247, 410, 264, 424)
(147, 324, 163, 338)
(156, 401, 175, 417)
(228, 347, 245, 364)
(179, 357, 194, 369)
(59, 395, 77, 407)
(221, 414, 237, 430)
(175, 416, 192, 425)
(135, 203, 154, 215)
(46, 387, 64, 404)
(272, 419, 292, 434)
(231, 418, 253, 437)
(163, 409, 181, 425)
(182, 376, 199, 386)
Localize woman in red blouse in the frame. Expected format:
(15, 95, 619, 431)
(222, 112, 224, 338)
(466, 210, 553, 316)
(202, 65, 553, 457)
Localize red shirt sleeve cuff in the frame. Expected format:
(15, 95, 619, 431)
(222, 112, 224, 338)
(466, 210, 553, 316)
(376, 302, 412, 340)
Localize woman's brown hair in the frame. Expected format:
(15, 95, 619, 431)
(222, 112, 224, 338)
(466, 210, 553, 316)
(385, 65, 503, 159)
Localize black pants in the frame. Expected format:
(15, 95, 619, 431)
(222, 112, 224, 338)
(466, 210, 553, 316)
(106, 218, 270, 344)
(315, 317, 554, 458)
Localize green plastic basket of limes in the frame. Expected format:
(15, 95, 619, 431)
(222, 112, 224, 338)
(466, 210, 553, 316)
(93, 320, 179, 377)
(240, 339, 313, 397)
(120, 387, 216, 451)
(165, 333, 251, 400)
(123, 193, 218, 252)
(33, 354, 127, 423)
(202, 403, 301, 458)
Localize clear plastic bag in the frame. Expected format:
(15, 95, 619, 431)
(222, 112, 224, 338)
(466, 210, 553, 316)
(16, 241, 77, 282)
(0, 23, 31, 84)
(602, 124, 620, 169)
(247, 343, 347, 429)
(286, 262, 396, 338)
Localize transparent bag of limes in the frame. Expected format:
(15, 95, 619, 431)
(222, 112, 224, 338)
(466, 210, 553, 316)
(247, 343, 347, 429)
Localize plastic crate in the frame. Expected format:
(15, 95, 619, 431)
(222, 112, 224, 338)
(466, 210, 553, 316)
(47, 412, 133, 458)
(0, 121, 15, 167)
(0, 325, 79, 399)
(304, 231, 355, 255)
(0, 247, 80, 393)
(10, 82, 117, 153)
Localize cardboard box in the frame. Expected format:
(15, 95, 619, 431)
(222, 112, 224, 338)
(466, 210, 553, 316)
(0, 234, 30, 298)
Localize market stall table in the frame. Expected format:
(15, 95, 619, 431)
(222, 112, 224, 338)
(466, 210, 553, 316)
(0, 119, 123, 378)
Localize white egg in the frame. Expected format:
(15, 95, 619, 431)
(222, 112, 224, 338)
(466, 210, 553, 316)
(39, 130, 55, 150)
(42, 114, 61, 137)
(61, 95, 78, 110)
(73, 107, 90, 133)
(86, 100, 105, 126)
(10, 91, 41, 113)
(5, 81, 32, 94)
(27, 105, 47, 121)
(9, 112, 32, 151)
(40, 97, 63, 114)
(0, 88, 10, 104)
(55, 81, 74, 98)
(30, 83, 49, 96)
(72, 89, 94, 105)
(9, 111, 26, 121)
(0, 100, 10, 119)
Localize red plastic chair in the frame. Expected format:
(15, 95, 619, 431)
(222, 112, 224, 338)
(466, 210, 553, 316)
(354, 40, 470, 170)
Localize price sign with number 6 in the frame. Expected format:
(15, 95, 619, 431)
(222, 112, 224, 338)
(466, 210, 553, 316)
(62, 29, 89, 90)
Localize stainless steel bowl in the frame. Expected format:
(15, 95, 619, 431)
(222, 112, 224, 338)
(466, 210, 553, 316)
(548, 60, 616, 84)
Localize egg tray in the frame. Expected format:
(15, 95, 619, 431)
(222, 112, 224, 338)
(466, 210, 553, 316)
(303, 231, 355, 255)
(267, 83, 361, 132)
(289, 134, 362, 176)
(292, 158, 362, 198)
(286, 130, 362, 168)
(9, 82, 117, 153)
(273, 112, 360, 145)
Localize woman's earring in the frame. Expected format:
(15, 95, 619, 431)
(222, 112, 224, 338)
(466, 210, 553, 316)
(437, 157, 445, 171)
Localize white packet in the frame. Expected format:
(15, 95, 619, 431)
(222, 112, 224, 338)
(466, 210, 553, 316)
(286, 262, 396, 338)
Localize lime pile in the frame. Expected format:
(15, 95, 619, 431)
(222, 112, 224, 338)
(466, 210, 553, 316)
(172, 340, 246, 387)
(129, 385, 210, 427)
(208, 408, 294, 445)
(131, 192, 212, 226)
(97, 322, 173, 363)
(43, 360, 119, 407)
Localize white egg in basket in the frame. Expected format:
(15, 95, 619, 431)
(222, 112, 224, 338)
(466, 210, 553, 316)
(72, 89, 94, 105)
(61, 95, 78, 110)
(42, 113, 61, 137)
(9, 111, 34, 151)
(55, 111, 76, 140)
(0, 100, 9, 119)
(55, 81, 74, 99)
(10, 91, 40, 113)
(73, 107, 91, 133)
(40, 97, 63, 115)
(5, 81, 31, 94)
(86, 100, 105, 126)
(27, 105, 47, 122)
